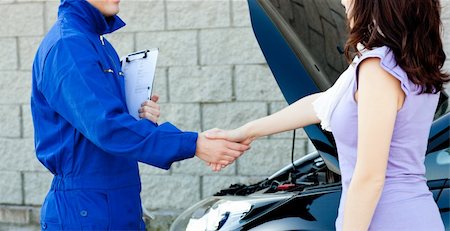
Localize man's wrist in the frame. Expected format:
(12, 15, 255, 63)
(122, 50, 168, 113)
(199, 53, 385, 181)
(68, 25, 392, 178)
(181, 132, 199, 159)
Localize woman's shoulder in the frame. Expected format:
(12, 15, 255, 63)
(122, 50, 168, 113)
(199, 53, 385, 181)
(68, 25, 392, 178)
(356, 46, 413, 95)
(357, 46, 398, 70)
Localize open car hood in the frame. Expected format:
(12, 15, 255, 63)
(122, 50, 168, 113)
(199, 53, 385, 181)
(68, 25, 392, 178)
(248, 0, 449, 175)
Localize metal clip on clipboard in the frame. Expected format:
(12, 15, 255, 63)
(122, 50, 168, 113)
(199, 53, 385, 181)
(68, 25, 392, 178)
(121, 48, 159, 120)
(125, 49, 150, 63)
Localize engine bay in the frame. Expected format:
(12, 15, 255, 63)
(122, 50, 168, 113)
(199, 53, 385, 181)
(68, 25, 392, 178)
(214, 155, 341, 197)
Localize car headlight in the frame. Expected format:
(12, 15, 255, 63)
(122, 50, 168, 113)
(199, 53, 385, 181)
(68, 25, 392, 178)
(170, 197, 252, 231)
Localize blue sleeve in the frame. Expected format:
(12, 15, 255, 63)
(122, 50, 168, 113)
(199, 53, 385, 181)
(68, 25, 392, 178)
(39, 35, 197, 170)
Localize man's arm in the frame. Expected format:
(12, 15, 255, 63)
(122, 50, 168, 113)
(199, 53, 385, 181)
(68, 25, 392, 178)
(40, 36, 246, 169)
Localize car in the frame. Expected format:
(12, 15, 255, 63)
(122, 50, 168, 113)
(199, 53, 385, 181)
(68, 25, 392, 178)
(169, 0, 450, 230)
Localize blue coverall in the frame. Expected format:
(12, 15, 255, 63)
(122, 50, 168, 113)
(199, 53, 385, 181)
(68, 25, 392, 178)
(31, 0, 198, 230)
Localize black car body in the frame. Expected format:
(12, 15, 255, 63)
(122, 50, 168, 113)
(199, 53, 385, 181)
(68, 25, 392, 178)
(170, 0, 450, 230)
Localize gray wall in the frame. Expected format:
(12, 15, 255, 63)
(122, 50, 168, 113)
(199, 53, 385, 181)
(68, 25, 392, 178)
(0, 0, 449, 230)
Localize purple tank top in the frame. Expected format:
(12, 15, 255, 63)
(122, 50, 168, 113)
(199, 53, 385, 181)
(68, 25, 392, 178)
(330, 46, 444, 230)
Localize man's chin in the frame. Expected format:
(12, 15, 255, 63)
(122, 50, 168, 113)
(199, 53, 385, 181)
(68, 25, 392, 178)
(104, 7, 120, 17)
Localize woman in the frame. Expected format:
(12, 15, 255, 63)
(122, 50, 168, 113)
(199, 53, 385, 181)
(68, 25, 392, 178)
(207, 0, 449, 230)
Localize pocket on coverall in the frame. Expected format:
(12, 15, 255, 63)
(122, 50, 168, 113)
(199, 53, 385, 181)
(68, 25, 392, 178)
(40, 191, 63, 230)
(72, 189, 111, 230)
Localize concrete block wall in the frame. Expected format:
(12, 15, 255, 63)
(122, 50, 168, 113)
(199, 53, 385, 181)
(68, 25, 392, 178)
(0, 0, 449, 230)
(444, 0, 450, 79)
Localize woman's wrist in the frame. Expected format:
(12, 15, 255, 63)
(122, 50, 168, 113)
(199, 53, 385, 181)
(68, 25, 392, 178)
(242, 121, 258, 141)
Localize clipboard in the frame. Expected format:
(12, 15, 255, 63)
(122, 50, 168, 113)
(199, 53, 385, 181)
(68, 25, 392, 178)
(121, 49, 159, 120)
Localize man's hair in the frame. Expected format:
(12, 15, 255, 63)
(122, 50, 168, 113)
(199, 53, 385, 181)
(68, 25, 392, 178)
(344, 0, 449, 93)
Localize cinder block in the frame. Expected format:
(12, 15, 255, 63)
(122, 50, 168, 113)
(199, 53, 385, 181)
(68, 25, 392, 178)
(234, 65, 284, 101)
(444, 87, 450, 100)
(104, 33, 134, 58)
(443, 19, 450, 55)
(444, 61, 450, 89)
(29, 206, 41, 225)
(0, 71, 32, 104)
(140, 175, 200, 210)
(202, 175, 261, 198)
(307, 139, 317, 153)
(21, 105, 34, 139)
(237, 139, 307, 176)
(442, 1, 450, 19)
(45, 1, 59, 33)
(202, 102, 267, 130)
(0, 205, 31, 225)
(0, 0, 15, 4)
(167, 0, 230, 29)
(0, 224, 38, 231)
(268, 102, 308, 139)
(158, 103, 201, 132)
(145, 210, 178, 231)
(136, 31, 197, 66)
(200, 28, 265, 65)
(153, 67, 168, 103)
(171, 157, 236, 176)
(0, 105, 21, 138)
(444, 60, 450, 73)
(269, 101, 288, 113)
(23, 171, 53, 205)
(45, 1, 164, 33)
(0, 139, 43, 172)
(443, 61, 450, 95)
(0, 38, 18, 70)
(19, 37, 43, 71)
(0, 171, 22, 204)
(0, 3, 44, 37)
(231, 0, 251, 27)
(118, 0, 165, 32)
(138, 162, 170, 175)
(169, 66, 232, 103)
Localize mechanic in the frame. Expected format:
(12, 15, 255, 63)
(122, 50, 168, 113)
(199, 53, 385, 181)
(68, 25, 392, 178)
(31, 0, 248, 229)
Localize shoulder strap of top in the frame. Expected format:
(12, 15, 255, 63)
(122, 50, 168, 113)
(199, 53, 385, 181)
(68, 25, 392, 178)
(354, 46, 412, 95)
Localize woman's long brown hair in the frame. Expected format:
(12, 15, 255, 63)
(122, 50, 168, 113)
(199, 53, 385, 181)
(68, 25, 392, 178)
(344, 0, 449, 93)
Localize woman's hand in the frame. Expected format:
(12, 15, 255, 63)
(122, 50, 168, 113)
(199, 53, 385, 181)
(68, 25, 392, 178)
(204, 125, 255, 145)
(195, 132, 250, 172)
(139, 95, 160, 123)
(203, 126, 255, 172)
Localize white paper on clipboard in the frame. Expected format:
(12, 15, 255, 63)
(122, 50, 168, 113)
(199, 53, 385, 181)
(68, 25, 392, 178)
(121, 49, 159, 120)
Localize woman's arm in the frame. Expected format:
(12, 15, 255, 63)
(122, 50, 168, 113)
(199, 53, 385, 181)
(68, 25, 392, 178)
(205, 92, 322, 145)
(205, 92, 322, 171)
(342, 58, 405, 230)
(245, 92, 322, 139)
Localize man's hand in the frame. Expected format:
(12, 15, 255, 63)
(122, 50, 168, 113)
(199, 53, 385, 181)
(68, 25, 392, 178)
(195, 132, 250, 171)
(203, 126, 255, 171)
(139, 94, 160, 123)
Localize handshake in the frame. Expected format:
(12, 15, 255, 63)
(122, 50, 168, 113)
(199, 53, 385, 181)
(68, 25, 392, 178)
(195, 126, 256, 172)
(139, 97, 257, 171)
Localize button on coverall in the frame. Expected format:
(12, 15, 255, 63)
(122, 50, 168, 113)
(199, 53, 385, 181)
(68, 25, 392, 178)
(31, 0, 198, 230)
